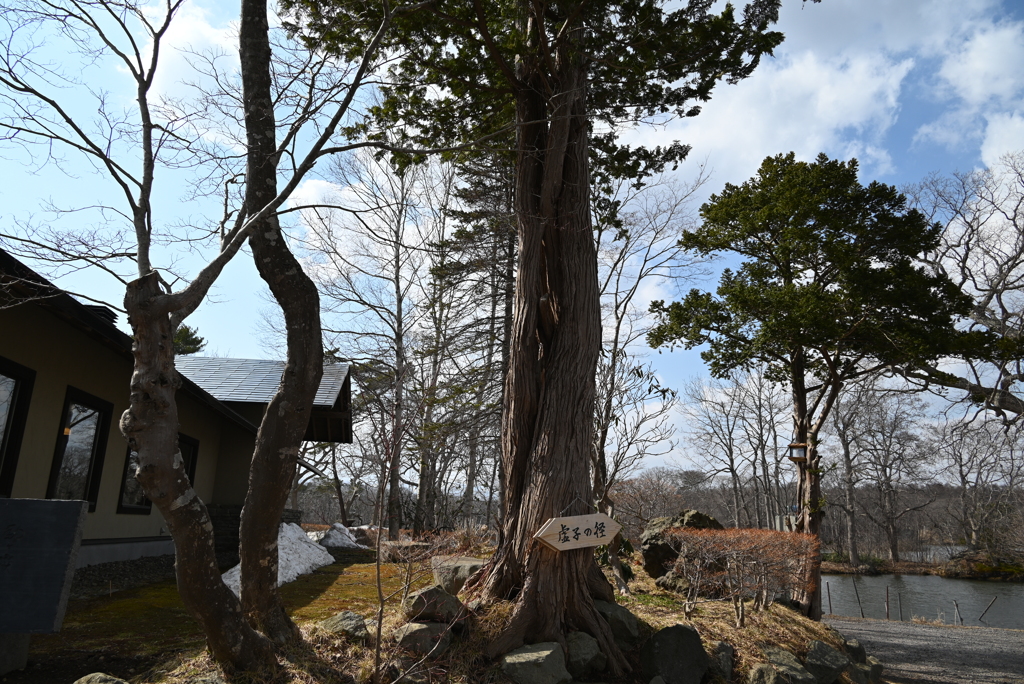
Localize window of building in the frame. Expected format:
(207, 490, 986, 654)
(46, 387, 112, 512)
(0, 355, 35, 498)
(117, 432, 199, 514)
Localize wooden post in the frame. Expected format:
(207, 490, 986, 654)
(826, 581, 832, 616)
(885, 585, 889, 620)
(852, 578, 865, 619)
(979, 596, 997, 622)
(898, 592, 903, 621)
(953, 600, 963, 625)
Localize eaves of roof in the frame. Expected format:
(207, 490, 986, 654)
(0, 249, 257, 435)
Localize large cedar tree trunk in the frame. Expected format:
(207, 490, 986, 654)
(238, 0, 324, 644)
(475, 17, 627, 675)
(792, 349, 823, 620)
(121, 275, 274, 669)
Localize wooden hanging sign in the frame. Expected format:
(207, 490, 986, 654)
(533, 513, 621, 552)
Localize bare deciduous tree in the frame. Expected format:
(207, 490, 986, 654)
(0, 0, 404, 669)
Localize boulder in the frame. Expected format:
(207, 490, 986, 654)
(866, 656, 884, 683)
(640, 510, 724, 578)
(846, 664, 869, 684)
(650, 678, 667, 684)
(594, 600, 641, 650)
(403, 585, 467, 624)
(320, 523, 367, 549)
(565, 631, 607, 678)
(804, 640, 850, 684)
(844, 639, 866, 664)
(500, 642, 572, 684)
(748, 663, 779, 684)
(320, 610, 369, 642)
(640, 624, 709, 684)
(710, 641, 735, 682)
(761, 645, 816, 684)
(654, 569, 691, 594)
(72, 676, 128, 684)
(431, 556, 485, 595)
(350, 526, 378, 547)
(393, 622, 452, 657)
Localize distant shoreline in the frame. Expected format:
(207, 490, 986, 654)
(821, 559, 941, 577)
(822, 558, 1024, 582)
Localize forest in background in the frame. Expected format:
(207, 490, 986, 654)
(285, 151, 1024, 567)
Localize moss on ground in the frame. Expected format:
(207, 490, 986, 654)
(24, 558, 860, 684)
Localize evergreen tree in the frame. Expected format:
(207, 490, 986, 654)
(285, 0, 798, 666)
(648, 152, 976, 618)
(172, 325, 206, 355)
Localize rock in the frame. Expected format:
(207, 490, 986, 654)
(320, 610, 369, 642)
(640, 624, 709, 684)
(761, 645, 816, 684)
(804, 640, 850, 684)
(640, 510, 724, 578)
(430, 556, 485, 595)
(500, 642, 572, 684)
(654, 569, 691, 594)
(403, 585, 467, 624)
(393, 622, 452, 657)
(72, 676, 128, 684)
(846, 663, 870, 684)
(350, 525, 377, 547)
(650, 678, 666, 684)
(747, 663, 779, 684)
(844, 638, 866, 664)
(594, 600, 641, 650)
(565, 631, 607, 678)
(321, 523, 368, 549)
(392, 656, 430, 683)
(866, 656, 884, 683)
(710, 641, 735, 682)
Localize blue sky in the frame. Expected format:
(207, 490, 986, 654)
(3, 0, 1024, 390)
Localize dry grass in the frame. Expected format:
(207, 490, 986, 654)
(30, 552, 864, 684)
(616, 558, 859, 684)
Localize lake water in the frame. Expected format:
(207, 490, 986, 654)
(821, 573, 1024, 630)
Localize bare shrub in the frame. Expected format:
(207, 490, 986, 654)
(667, 528, 819, 627)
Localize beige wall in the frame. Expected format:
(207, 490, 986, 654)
(0, 302, 255, 541)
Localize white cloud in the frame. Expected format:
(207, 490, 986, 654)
(632, 50, 912, 186)
(936, 23, 1024, 108)
(912, 7, 1024, 158)
(148, 1, 238, 100)
(981, 112, 1024, 167)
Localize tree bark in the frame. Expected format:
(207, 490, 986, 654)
(838, 436, 861, 566)
(474, 17, 627, 674)
(238, 0, 324, 644)
(121, 274, 274, 670)
(791, 347, 824, 620)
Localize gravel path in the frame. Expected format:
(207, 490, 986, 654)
(826, 617, 1024, 684)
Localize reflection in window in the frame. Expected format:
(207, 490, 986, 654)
(119, 448, 148, 512)
(52, 403, 101, 500)
(47, 387, 111, 511)
(117, 433, 198, 514)
(0, 356, 35, 498)
(0, 374, 14, 451)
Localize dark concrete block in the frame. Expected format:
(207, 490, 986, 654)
(0, 498, 87, 633)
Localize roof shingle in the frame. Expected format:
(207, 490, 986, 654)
(175, 357, 349, 407)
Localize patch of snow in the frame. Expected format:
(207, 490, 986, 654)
(320, 522, 368, 549)
(221, 523, 334, 597)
